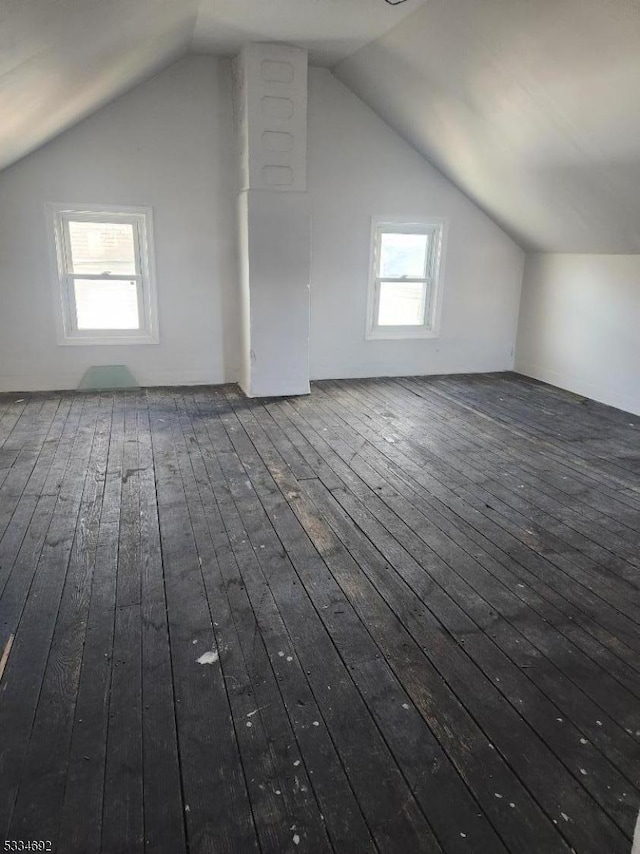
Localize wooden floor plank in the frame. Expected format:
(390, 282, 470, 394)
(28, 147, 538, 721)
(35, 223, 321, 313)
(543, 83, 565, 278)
(322, 379, 640, 665)
(137, 397, 187, 854)
(190, 388, 441, 854)
(325, 383, 640, 694)
(221, 390, 514, 854)
(255, 392, 640, 813)
(267, 394, 632, 853)
(101, 393, 145, 854)
(0, 375, 638, 854)
(0, 393, 100, 837)
(7, 395, 111, 845)
(390, 377, 640, 552)
(342, 379, 640, 621)
(148, 389, 260, 854)
(318, 382, 640, 704)
(0, 397, 59, 536)
(185, 391, 378, 854)
(310, 382, 640, 776)
(57, 393, 125, 854)
(173, 390, 335, 854)
(429, 374, 640, 501)
(0, 397, 74, 613)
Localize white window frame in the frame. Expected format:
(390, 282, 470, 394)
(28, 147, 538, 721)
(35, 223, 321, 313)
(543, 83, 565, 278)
(366, 217, 447, 340)
(46, 202, 159, 345)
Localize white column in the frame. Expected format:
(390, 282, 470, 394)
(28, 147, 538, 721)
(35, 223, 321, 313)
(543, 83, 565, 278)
(234, 43, 311, 397)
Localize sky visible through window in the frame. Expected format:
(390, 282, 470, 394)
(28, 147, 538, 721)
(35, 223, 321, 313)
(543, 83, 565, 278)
(68, 220, 140, 329)
(379, 232, 428, 279)
(377, 231, 429, 325)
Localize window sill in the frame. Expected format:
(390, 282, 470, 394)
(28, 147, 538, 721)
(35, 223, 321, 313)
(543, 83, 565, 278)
(365, 327, 439, 341)
(57, 332, 159, 346)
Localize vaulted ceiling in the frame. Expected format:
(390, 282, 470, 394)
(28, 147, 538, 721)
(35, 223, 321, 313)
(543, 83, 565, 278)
(0, 0, 198, 173)
(0, 0, 423, 173)
(3, 0, 640, 253)
(335, 0, 640, 252)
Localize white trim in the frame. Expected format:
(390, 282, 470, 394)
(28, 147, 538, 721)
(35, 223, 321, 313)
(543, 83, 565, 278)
(46, 202, 159, 346)
(365, 216, 448, 341)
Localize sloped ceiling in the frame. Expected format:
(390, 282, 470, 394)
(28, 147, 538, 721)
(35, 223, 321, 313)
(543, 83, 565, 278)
(0, 0, 199, 172)
(3, 0, 640, 253)
(0, 0, 423, 173)
(335, 0, 640, 252)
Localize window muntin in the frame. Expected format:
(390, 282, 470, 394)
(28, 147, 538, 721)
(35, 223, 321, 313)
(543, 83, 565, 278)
(48, 204, 158, 345)
(367, 220, 445, 339)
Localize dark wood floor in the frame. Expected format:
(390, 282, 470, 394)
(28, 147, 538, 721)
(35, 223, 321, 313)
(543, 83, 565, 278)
(0, 374, 639, 854)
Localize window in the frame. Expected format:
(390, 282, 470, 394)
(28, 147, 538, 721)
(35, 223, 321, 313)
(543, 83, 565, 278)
(47, 203, 158, 344)
(366, 219, 446, 339)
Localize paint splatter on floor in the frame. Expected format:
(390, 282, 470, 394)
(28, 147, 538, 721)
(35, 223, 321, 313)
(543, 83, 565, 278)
(196, 650, 219, 665)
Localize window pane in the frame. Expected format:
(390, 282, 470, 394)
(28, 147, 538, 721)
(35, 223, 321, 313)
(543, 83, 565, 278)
(68, 220, 137, 275)
(74, 278, 140, 330)
(378, 280, 426, 326)
(379, 231, 428, 278)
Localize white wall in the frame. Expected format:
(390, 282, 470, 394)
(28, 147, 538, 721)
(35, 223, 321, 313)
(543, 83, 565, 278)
(0, 55, 240, 392)
(0, 58, 525, 393)
(516, 254, 640, 416)
(307, 69, 524, 381)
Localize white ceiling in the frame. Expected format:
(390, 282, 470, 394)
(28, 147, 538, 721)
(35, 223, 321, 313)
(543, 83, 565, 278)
(3, 0, 640, 253)
(0, 0, 199, 173)
(335, 0, 640, 252)
(192, 0, 424, 67)
(0, 0, 423, 173)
